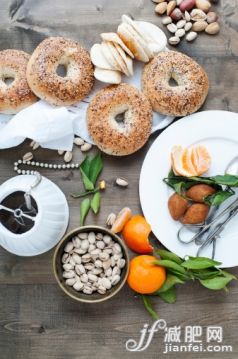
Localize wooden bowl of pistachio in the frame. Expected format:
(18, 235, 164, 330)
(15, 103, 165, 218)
(53, 225, 129, 303)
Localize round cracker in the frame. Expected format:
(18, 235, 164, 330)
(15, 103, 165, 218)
(94, 67, 121, 84)
(100, 32, 134, 58)
(101, 41, 121, 71)
(117, 23, 149, 62)
(90, 43, 116, 70)
(114, 42, 133, 76)
(135, 21, 167, 53)
(121, 15, 153, 59)
(105, 41, 129, 76)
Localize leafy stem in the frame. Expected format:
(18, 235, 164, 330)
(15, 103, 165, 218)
(142, 250, 237, 320)
(71, 188, 100, 198)
(71, 153, 104, 226)
(142, 295, 159, 320)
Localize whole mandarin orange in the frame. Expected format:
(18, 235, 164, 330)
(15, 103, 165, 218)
(122, 215, 153, 254)
(127, 255, 166, 294)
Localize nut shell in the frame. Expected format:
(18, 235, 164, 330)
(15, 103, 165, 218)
(192, 21, 208, 32)
(207, 12, 218, 24)
(195, 0, 211, 13)
(205, 22, 220, 35)
(180, 0, 196, 12)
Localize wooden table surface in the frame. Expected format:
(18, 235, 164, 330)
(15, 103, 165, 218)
(0, 1, 238, 358)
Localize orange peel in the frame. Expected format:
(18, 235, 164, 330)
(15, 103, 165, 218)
(122, 215, 153, 254)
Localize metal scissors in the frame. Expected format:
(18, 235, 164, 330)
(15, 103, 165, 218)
(177, 197, 238, 258)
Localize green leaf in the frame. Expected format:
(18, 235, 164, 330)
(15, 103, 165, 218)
(168, 168, 175, 178)
(212, 174, 238, 187)
(91, 192, 101, 214)
(205, 189, 234, 206)
(80, 156, 91, 177)
(189, 176, 217, 185)
(155, 274, 184, 293)
(157, 287, 176, 304)
(141, 295, 158, 320)
(167, 269, 193, 281)
(173, 182, 188, 194)
(181, 256, 221, 270)
(199, 276, 235, 290)
(154, 259, 186, 274)
(156, 249, 183, 264)
(192, 269, 221, 280)
(80, 198, 91, 226)
(80, 168, 94, 191)
(89, 153, 103, 185)
(218, 270, 237, 281)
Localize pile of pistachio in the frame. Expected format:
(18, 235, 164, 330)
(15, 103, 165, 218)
(152, 0, 220, 45)
(62, 231, 126, 295)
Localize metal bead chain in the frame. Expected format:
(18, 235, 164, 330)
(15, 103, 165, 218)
(14, 159, 80, 175)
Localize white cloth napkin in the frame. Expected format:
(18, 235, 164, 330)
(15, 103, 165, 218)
(0, 62, 174, 151)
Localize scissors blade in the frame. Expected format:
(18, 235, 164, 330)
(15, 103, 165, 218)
(195, 205, 219, 245)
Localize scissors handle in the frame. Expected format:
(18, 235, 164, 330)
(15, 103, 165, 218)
(178, 219, 214, 244)
(196, 205, 238, 257)
(178, 197, 238, 245)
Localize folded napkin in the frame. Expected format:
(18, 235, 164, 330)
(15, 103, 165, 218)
(0, 62, 174, 151)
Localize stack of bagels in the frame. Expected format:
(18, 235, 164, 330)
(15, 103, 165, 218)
(0, 15, 209, 157)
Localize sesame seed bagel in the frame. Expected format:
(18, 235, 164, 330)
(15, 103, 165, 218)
(87, 83, 152, 156)
(26, 37, 94, 106)
(142, 51, 209, 117)
(0, 50, 37, 114)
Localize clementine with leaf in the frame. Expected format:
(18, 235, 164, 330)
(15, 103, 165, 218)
(127, 255, 166, 294)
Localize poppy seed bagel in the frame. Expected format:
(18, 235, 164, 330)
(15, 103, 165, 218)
(0, 49, 37, 114)
(87, 83, 152, 156)
(26, 37, 94, 106)
(142, 51, 209, 117)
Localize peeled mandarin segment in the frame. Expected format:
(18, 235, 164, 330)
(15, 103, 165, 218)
(182, 148, 197, 176)
(191, 146, 211, 176)
(127, 255, 166, 294)
(111, 207, 132, 233)
(171, 145, 195, 177)
(122, 215, 153, 254)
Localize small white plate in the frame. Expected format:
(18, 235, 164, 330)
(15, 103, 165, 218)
(139, 111, 238, 268)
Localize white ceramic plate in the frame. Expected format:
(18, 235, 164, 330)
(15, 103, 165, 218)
(140, 110, 238, 268)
